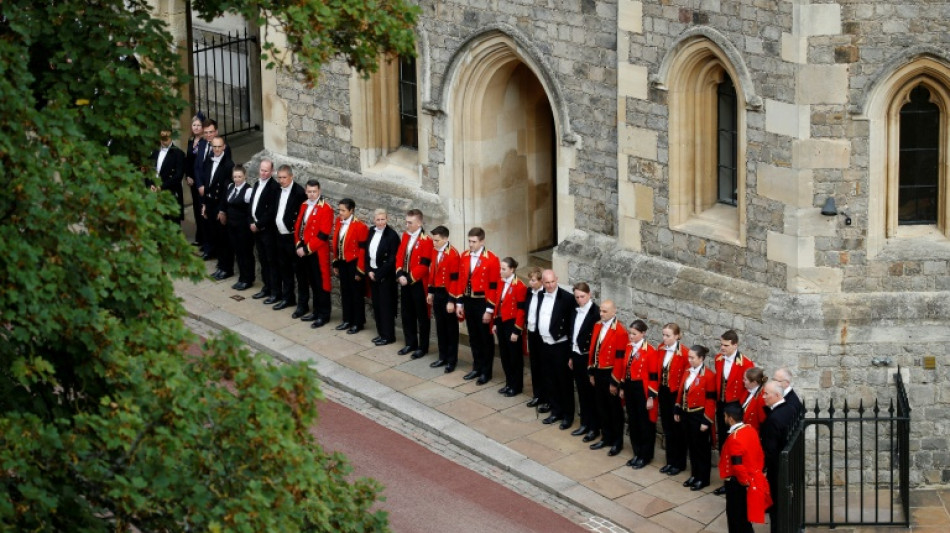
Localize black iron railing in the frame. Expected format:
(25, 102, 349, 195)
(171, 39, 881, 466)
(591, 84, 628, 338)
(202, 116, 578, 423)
(778, 368, 911, 532)
(192, 30, 260, 137)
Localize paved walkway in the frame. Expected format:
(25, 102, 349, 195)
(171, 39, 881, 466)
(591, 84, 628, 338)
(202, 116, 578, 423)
(177, 274, 948, 532)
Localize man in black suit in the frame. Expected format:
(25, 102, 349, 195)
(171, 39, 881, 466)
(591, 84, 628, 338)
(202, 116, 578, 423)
(569, 282, 600, 441)
(268, 165, 306, 310)
(201, 136, 234, 278)
(248, 159, 280, 300)
(760, 380, 799, 533)
(366, 209, 401, 346)
(193, 119, 230, 252)
(536, 269, 577, 430)
(218, 164, 255, 289)
(147, 129, 186, 223)
(773, 367, 804, 418)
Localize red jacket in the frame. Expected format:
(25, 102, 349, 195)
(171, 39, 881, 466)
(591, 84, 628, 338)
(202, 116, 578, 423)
(714, 351, 755, 404)
(395, 231, 434, 287)
(294, 198, 334, 291)
(719, 423, 772, 524)
(493, 277, 528, 331)
(427, 244, 462, 300)
(742, 386, 768, 431)
(458, 248, 501, 307)
(675, 365, 717, 425)
(588, 320, 628, 383)
(617, 341, 660, 423)
(657, 342, 690, 392)
(331, 216, 369, 274)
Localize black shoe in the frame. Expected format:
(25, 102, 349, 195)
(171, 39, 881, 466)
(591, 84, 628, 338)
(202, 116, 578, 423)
(216, 272, 234, 280)
(582, 431, 600, 443)
(690, 481, 709, 491)
(589, 441, 608, 451)
(542, 415, 561, 425)
(558, 420, 573, 430)
(410, 349, 426, 360)
(310, 318, 327, 328)
(372, 336, 383, 343)
(659, 464, 672, 474)
(397, 346, 415, 356)
(463, 370, 479, 381)
(263, 296, 279, 305)
(335, 322, 351, 331)
(526, 397, 540, 408)
(571, 425, 589, 437)
(300, 313, 317, 322)
(626, 457, 639, 467)
(273, 300, 293, 311)
(475, 376, 489, 385)
(291, 309, 308, 319)
(232, 282, 251, 291)
(347, 325, 362, 334)
(632, 458, 648, 469)
(252, 290, 269, 300)
(374, 338, 393, 346)
(683, 477, 696, 487)
(444, 364, 455, 373)
(537, 404, 552, 414)
(504, 390, 520, 397)
(608, 446, 622, 457)
(666, 467, 682, 476)
(498, 386, 512, 395)
(430, 359, 447, 368)
(713, 486, 727, 496)
(211, 269, 223, 279)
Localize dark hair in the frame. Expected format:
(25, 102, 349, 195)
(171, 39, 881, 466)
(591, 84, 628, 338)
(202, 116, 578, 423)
(690, 345, 709, 359)
(745, 366, 767, 386)
(406, 209, 423, 220)
(629, 319, 648, 333)
(338, 198, 355, 211)
(232, 164, 246, 176)
(722, 403, 744, 423)
(305, 180, 322, 189)
(721, 329, 739, 344)
(202, 118, 218, 129)
(501, 257, 518, 270)
(467, 227, 485, 239)
(431, 225, 449, 238)
(573, 282, 591, 294)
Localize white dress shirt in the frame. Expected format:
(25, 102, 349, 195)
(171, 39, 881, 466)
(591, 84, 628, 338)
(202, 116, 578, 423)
(684, 365, 702, 390)
(275, 184, 294, 235)
(538, 290, 563, 344)
(662, 342, 679, 368)
(571, 300, 593, 353)
(369, 227, 384, 269)
(722, 352, 736, 380)
(250, 177, 271, 223)
(526, 288, 541, 332)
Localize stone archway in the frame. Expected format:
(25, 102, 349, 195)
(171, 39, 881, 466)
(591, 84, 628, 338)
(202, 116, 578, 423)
(443, 32, 571, 269)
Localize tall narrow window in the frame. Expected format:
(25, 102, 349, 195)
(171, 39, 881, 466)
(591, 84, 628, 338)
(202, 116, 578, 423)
(398, 56, 418, 149)
(898, 85, 939, 225)
(717, 76, 738, 206)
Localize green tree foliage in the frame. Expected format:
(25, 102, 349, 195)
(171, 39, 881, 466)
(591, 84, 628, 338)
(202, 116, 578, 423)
(0, 0, 416, 530)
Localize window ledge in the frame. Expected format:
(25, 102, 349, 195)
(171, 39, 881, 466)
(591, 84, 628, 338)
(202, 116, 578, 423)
(673, 204, 743, 247)
(365, 147, 419, 183)
(878, 226, 950, 260)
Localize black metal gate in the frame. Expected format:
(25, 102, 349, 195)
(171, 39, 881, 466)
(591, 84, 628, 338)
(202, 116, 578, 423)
(778, 368, 911, 532)
(192, 30, 260, 136)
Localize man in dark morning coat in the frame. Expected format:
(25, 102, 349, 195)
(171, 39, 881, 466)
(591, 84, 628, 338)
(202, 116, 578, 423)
(536, 269, 578, 431)
(365, 209, 402, 346)
(147, 129, 186, 223)
(759, 380, 799, 533)
(201, 136, 234, 278)
(248, 158, 280, 300)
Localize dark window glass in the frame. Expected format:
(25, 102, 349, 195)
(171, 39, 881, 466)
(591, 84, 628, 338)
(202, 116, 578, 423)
(398, 56, 418, 149)
(898, 85, 940, 225)
(717, 76, 738, 206)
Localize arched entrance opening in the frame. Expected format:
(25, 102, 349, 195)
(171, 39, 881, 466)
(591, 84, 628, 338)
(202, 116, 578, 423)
(445, 34, 560, 270)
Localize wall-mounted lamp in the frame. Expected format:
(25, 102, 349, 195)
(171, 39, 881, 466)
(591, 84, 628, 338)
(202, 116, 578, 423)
(820, 197, 852, 226)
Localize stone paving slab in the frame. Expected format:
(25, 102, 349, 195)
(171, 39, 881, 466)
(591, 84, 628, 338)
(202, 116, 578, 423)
(177, 274, 948, 533)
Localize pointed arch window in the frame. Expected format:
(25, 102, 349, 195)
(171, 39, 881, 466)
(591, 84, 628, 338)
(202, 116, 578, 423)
(897, 85, 940, 225)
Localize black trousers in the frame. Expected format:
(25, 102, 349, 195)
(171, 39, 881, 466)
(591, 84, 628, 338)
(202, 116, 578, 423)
(301, 253, 330, 318)
(572, 351, 598, 431)
(622, 380, 656, 462)
(527, 330, 547, 402)
(592, 368, 624, 447)
(543, 342, 573, 422)
(274, 233, 302, 305)
(462, 296, 493, 378)
(336, 260, 364, 326)
(190, 182, 204, 244)
(253, 228, 277, 296)
(400, 281, 429, 351)
(684, 410, 712, 484)
(371, 276, 397, 342)
(725, 478, 754, 533)
(209, 216, 231, 271)
(659, 385, 687, 469)
(226, 222, 255, 283)
(495, 319, 523, 392)
(432, 289, 458, 365)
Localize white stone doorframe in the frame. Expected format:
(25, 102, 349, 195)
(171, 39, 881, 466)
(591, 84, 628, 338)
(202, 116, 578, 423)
(436, 28, 578, 277)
